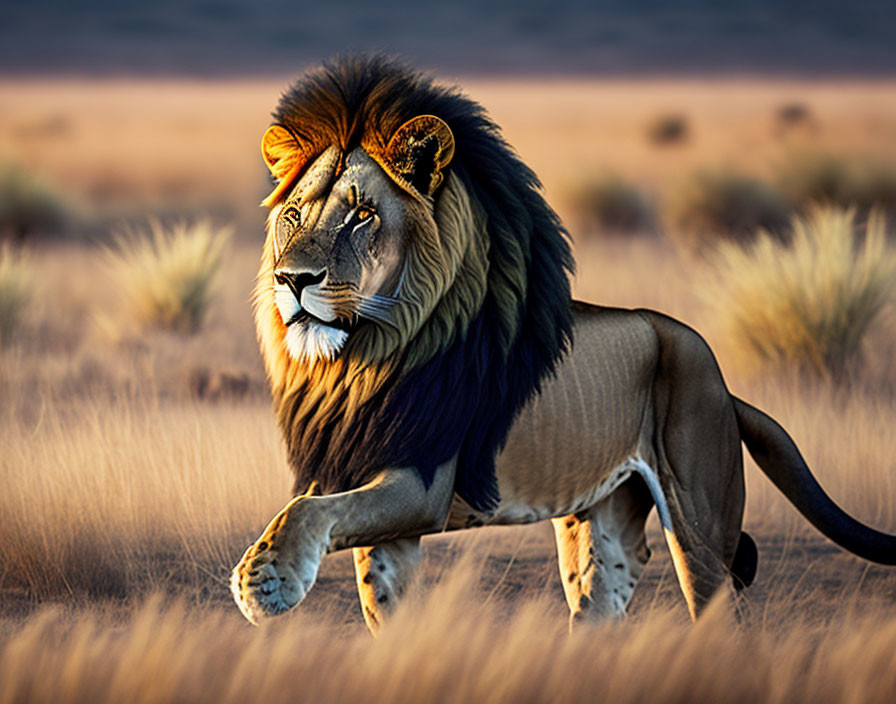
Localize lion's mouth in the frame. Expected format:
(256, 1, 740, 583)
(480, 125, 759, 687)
(286, 309, 357, 334)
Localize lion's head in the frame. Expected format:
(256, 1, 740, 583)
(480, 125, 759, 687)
(256, 56, 574, 512)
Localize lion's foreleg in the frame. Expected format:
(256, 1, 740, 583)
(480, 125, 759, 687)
(353, 537, 422, 636)
(231, 461, 455, 625)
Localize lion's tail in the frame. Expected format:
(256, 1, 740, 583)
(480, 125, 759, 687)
(733, 397, 896, 565)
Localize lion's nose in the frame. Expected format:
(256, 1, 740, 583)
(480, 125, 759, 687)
(274, 269, 326, 301)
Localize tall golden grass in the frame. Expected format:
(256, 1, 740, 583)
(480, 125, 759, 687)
(705, 207, 896, 380)
(2, 570, 895, 704)
(0, 393, 286, 600)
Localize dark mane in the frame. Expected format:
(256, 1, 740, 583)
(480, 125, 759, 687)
(269, 56, 574, 512)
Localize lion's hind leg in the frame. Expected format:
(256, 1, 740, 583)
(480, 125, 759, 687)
(641, 310, 748, 619)
(552, 476, 653, 629)
(353, 538, 422, 636)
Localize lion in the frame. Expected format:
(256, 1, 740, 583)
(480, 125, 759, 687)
(231, 56, 896, 633)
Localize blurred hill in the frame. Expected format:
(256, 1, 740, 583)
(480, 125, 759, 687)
(1, 0, 894, 77)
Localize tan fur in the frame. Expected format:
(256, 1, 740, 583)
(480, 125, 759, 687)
(353, 538, 422, 636)
(233, 304, 751, 628)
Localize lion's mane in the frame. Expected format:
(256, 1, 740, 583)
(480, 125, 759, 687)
(256, 56, 574, 511)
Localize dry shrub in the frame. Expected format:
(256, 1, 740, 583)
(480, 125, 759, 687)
(778, 153, 896, 216)
(857, 162, 896, 215)
(106, 219, 230, 334)
(0, 244, 32, 345)
(668, 169, 791, 246)
(778, 152, 857, 210)
(705, 206, 896, 380)
(646, 113, 689, 145)
(568, 174, 654, 236)
(0, 161, 68, 244)
(1, 582, 896, 704)
(775, 102, 813, 129)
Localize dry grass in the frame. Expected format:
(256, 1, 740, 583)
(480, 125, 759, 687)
(1, 571, 896, 704)
(105, 219, 231, 334)
(0, 392, 286, 600)
(704, 207, 896, 380)
(0, 244, 32, 345)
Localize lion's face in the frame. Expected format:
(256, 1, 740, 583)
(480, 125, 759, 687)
(268, 146, 420, 362)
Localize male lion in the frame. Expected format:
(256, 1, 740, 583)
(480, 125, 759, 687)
(232, 56, 896, 632)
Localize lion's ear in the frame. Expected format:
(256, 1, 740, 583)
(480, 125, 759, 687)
(382, 115, 455, 199)
(261, 124, 309, 207)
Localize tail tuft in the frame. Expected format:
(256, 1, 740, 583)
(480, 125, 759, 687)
(731, 531, 758, 590)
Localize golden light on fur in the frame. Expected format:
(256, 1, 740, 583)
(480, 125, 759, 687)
(261, 125, 309, 207)
(377, 115, 456, 199)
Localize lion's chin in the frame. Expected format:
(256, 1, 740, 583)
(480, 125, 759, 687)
(284, 321, 348, 363)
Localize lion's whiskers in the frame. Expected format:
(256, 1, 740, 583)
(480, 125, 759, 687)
(302, 284, 401, 328)
(356, 292, 400, 328)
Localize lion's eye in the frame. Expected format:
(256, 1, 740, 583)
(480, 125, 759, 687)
(345, 204, 377, 232)
(283, 205, 301, 225)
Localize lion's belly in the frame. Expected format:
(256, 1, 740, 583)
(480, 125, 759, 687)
(447, 308, 658, 528)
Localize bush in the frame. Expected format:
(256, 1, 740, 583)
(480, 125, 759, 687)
(706, 207, 896, 380)
(777, 153, 856, 209)
(776, 102, 813, 128)
(569, 175, 654, 235)
(778, 153, 896, 216)
(106, 219, 231, 334)
(668, 169, 791, 246)
(855, 162, 896, 215)
(0, 161, 68, 243)
(647, 114, 689, 145)
(0, 244, 33, 345)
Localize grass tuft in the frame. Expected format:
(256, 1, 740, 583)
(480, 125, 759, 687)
(705, 206, 896, 380)
(0, 244, 33, 345)
(106, 219, 231, 334)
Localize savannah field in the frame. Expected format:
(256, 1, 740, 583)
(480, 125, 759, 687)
(2, 77, 896, 703)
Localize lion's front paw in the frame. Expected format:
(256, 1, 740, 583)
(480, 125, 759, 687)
(230, 534, 320, 625)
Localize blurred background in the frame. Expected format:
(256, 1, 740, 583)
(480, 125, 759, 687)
(3, 0, 896, 76)
(3, 0, 896, 238)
